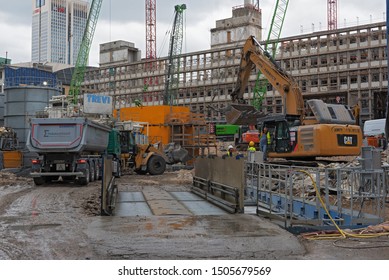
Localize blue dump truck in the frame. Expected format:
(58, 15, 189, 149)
(26, 117, 121, 185)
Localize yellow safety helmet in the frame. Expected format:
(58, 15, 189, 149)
(249, 141, 255, 147)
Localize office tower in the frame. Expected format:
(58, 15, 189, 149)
(31, 0, 89, 65)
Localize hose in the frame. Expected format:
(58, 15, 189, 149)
(297, 169, 389, 240)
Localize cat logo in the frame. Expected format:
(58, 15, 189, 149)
(344, 136, 353, 145)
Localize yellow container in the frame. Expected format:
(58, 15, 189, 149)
(2, 151, 23, 168)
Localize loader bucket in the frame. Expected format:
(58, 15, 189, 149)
(225, 104, 266, 125)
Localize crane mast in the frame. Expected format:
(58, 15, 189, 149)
(144, 0, 157, 101)
(163, 4, 186, 106)
(252, 0, 289, 111)
(327, 0, 338, 31)
(68, 0, 103, 105)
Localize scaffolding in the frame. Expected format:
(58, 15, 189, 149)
(165, 111, 217, 163)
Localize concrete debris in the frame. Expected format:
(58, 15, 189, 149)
(287, 154, 388, 199)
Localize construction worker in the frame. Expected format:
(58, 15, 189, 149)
(260, 127, 271, 161)
(227, 145, 234, 157)
(248, 141, 256, 152)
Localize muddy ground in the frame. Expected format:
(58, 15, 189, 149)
(0, 170, 388, 260)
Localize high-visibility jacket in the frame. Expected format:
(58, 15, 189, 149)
(248, 146, 256, 152)
(266, 132, 271, 144)
(260, 131, 271, 145)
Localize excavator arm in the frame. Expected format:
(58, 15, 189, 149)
(227, 36, 305, 124)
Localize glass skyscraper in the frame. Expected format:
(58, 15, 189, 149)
(31, 0, 89, 65)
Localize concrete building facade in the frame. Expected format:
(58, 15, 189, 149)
(31, 0, 89, 65)
(82, 21, 387, 124)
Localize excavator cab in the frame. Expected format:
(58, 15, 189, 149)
(259, 115, 300, 154)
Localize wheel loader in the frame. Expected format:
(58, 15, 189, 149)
(113, 121, 189, 175)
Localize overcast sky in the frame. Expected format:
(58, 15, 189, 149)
(0, 0, 386, 66)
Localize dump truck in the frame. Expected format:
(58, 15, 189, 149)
(26, 117, 117, 185)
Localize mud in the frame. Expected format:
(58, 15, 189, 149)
(0, 170, 388, 260)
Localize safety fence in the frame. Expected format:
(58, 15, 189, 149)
(246, 161, 388, 230)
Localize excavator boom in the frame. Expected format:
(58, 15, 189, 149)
(227, 36, 304, 124)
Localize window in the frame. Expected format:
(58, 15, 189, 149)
(320, 55, 327, 65)
(372, 71, 380, 82)
(360, 49, 368, 61)
(310, 57, 318, 66)
(349, 51, 357, 63)
(328, 107, 337, 119)
(36, 0, 45, 8)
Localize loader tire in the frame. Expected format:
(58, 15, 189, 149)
(147, 155, 166, 175)
(134, 169, 147, 175)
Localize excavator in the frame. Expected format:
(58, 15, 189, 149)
(225, 36, 362, 159)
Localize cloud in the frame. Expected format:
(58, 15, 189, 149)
(0, 12, 31, 63)
(0, 0, 386, 65)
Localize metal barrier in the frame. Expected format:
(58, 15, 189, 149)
(100, 156, 118, 216)
(192, 156, 245, 213)
(246, 161, 388, 230)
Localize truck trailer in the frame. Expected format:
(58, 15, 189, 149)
(26, 117, 120, 185)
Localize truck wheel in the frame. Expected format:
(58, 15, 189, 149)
(78, 164, 90, 186)
(147, 155, 166, 175)
(94, 163, 100, 181)
(90, 163, 95, 182)
(33, 177, 45, 186)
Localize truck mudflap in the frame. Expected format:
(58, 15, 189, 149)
(225, 104, 266, 125)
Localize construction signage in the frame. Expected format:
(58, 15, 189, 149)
(83, 93, 113, 115)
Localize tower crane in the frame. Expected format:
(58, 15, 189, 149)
(68, 0, 103, 105)
(144, 0, 157, 100)
(327, 0, 338, 30)
(163, 4, 186, 106)
(251, 0, 289, 111)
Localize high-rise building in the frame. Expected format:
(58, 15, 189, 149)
(31, 0, 89, 65)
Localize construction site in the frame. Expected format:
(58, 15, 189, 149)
(0, 0, 389, 261)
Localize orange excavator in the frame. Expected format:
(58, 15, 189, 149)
(225, 36, 362, 159)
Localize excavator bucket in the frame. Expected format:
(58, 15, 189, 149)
(225, 104, 266, 125)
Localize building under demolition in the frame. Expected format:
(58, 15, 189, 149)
(81, 3, 387, 125)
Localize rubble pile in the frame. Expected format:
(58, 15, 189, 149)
(0, 171, 32, 186)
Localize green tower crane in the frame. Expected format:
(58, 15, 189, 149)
(69, 0, 103, 105)
(163, 4, 187, 106)
(251, 0, 289, 111)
